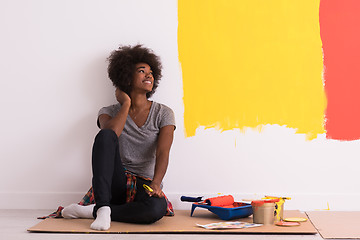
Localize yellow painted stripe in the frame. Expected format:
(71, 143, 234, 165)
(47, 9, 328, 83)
(178, 0, 326, 140)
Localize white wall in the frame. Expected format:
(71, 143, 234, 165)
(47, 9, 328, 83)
(1, 0, 359, 211)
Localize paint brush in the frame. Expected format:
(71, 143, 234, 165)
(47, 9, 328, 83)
(143, 184, 153, 192)
(265, 196, 291, 200)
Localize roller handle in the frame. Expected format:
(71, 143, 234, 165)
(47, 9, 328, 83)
(180, 196, 203, 202)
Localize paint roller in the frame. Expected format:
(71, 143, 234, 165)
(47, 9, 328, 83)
(181, 195, 235, 207)
(205, 195, 235, 207)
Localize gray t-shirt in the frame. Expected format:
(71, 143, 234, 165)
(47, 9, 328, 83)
(98, 102, 176, 180)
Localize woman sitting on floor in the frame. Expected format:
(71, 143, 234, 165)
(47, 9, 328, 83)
(61, 44, 176, 231)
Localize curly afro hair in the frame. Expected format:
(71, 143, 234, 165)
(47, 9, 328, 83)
(107, 44, 162, 98)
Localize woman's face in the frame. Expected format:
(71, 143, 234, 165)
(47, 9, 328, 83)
(131, 62, 154, 94)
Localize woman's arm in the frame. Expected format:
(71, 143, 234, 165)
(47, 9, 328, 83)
(148, 125, 175, 197)
(98, 89, 131, 137)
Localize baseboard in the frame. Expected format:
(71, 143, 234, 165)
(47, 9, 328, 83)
(1, 192, 358, 211)
(0, 192, 85, 209)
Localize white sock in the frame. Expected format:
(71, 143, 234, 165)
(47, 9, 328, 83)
(62, 203, 95, 219)
(90, 206, 111, 231)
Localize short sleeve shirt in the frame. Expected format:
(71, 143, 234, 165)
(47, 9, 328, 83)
(98, 102, 175, 180)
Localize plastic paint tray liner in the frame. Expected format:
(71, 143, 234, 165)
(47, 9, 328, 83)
(191, 202, 253, 220)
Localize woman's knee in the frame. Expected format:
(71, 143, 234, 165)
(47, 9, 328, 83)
(96, 129, 117, 140)
(94, 129, 118, 147)
(92, 128, 120, 164)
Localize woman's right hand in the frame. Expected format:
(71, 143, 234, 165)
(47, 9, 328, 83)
(115, 88, 131, 105)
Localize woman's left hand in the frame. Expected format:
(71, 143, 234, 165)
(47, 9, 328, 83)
(147, 182, 164, 198)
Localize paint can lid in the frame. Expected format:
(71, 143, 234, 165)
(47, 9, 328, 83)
(275, 221, 301, 227)
(284, 217, 308, 222)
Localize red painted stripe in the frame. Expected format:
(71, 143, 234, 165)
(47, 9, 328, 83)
(320, 0, 360, 140)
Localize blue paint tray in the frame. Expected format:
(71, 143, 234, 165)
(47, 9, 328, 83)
(190, 202, 253, 220)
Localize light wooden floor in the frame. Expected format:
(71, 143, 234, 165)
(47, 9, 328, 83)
(0, 209, 326, 240)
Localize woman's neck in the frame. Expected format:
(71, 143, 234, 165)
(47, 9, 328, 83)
(129, 93, 150, 111)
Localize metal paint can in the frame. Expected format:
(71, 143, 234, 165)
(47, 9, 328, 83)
(251, 199, 279, 225)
